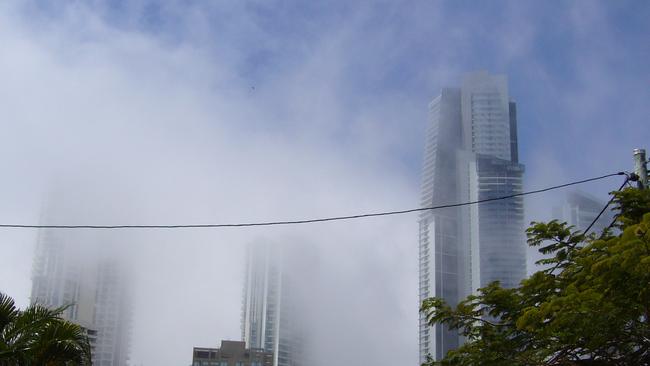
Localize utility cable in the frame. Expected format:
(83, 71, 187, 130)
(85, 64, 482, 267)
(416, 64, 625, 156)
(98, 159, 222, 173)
(582, 175, 630, 236)
(0, 171, 627, 230)
(584, 174, 630, 235)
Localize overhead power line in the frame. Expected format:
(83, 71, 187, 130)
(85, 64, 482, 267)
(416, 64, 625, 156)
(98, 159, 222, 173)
(0, 172, 627, 230)
(583, 176, 630, 236)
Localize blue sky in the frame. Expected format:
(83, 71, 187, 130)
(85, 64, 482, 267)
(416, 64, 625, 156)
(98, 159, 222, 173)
(0, 1, 648, 365)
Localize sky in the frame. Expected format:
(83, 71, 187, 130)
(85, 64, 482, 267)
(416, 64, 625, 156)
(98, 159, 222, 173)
(0, 1, 649, 365)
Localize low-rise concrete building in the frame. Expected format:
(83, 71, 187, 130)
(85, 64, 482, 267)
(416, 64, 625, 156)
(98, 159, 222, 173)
(192, 340, 273, 366)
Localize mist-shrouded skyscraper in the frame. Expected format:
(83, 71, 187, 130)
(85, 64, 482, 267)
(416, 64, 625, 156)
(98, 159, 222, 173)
(31, 229, 132, 366)
(241, 242, 307, 366)
(553, 191, 614, 234)
(419, 71, 526, 362)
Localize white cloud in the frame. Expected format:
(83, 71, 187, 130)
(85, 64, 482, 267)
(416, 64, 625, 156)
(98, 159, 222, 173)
(0, 2, 419, 365)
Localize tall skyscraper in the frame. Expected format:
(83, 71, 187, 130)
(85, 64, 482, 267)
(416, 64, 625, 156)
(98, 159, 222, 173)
(419, 72, 526, 362)
(31, 229, 132, 366)
(241, 242, 306, 366)
(553, 191, 614, 234)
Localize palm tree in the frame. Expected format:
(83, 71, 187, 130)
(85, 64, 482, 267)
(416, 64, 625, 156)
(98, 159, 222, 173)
(0, 292, 92, 365)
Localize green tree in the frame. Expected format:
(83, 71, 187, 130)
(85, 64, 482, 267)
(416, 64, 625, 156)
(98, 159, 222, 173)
(0, 292, 92, 365)
(420, 188, 650, 365)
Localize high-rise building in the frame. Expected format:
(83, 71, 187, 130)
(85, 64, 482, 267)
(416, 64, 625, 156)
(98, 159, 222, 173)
(419, 72, 526, 362)
(30, 229, 132, 366)
(553, 191, 614, 234)
(241, 243, 305, 366)
(192, 340, 273, 366)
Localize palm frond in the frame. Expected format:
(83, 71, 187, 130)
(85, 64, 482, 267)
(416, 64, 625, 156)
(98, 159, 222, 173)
(0, 294, 91, 365)
(31, 321, 92, 365)
(0, 292, 19, 335)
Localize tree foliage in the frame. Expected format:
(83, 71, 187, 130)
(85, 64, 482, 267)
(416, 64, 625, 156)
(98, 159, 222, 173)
(0, 293, 92, 365)
(421, 188, 650, 365)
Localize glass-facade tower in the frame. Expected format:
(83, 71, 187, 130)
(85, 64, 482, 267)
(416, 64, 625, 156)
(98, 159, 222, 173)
(241, 243, 304, 366)
(553, 191, 614, 234)
(419, 72, 526, 362)
(31, 230, 132, 366)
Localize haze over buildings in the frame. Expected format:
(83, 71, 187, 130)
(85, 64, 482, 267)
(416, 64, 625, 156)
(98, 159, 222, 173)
(418, 72, 526, 362)
(0, 2, 648, 366)
(31, 202, 132, 366)
(241, 242, 309, 366)
(553, 191, 615, 234)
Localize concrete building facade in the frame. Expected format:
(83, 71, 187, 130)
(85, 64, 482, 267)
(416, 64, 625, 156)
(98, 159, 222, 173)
(192, 340, 273, 366)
